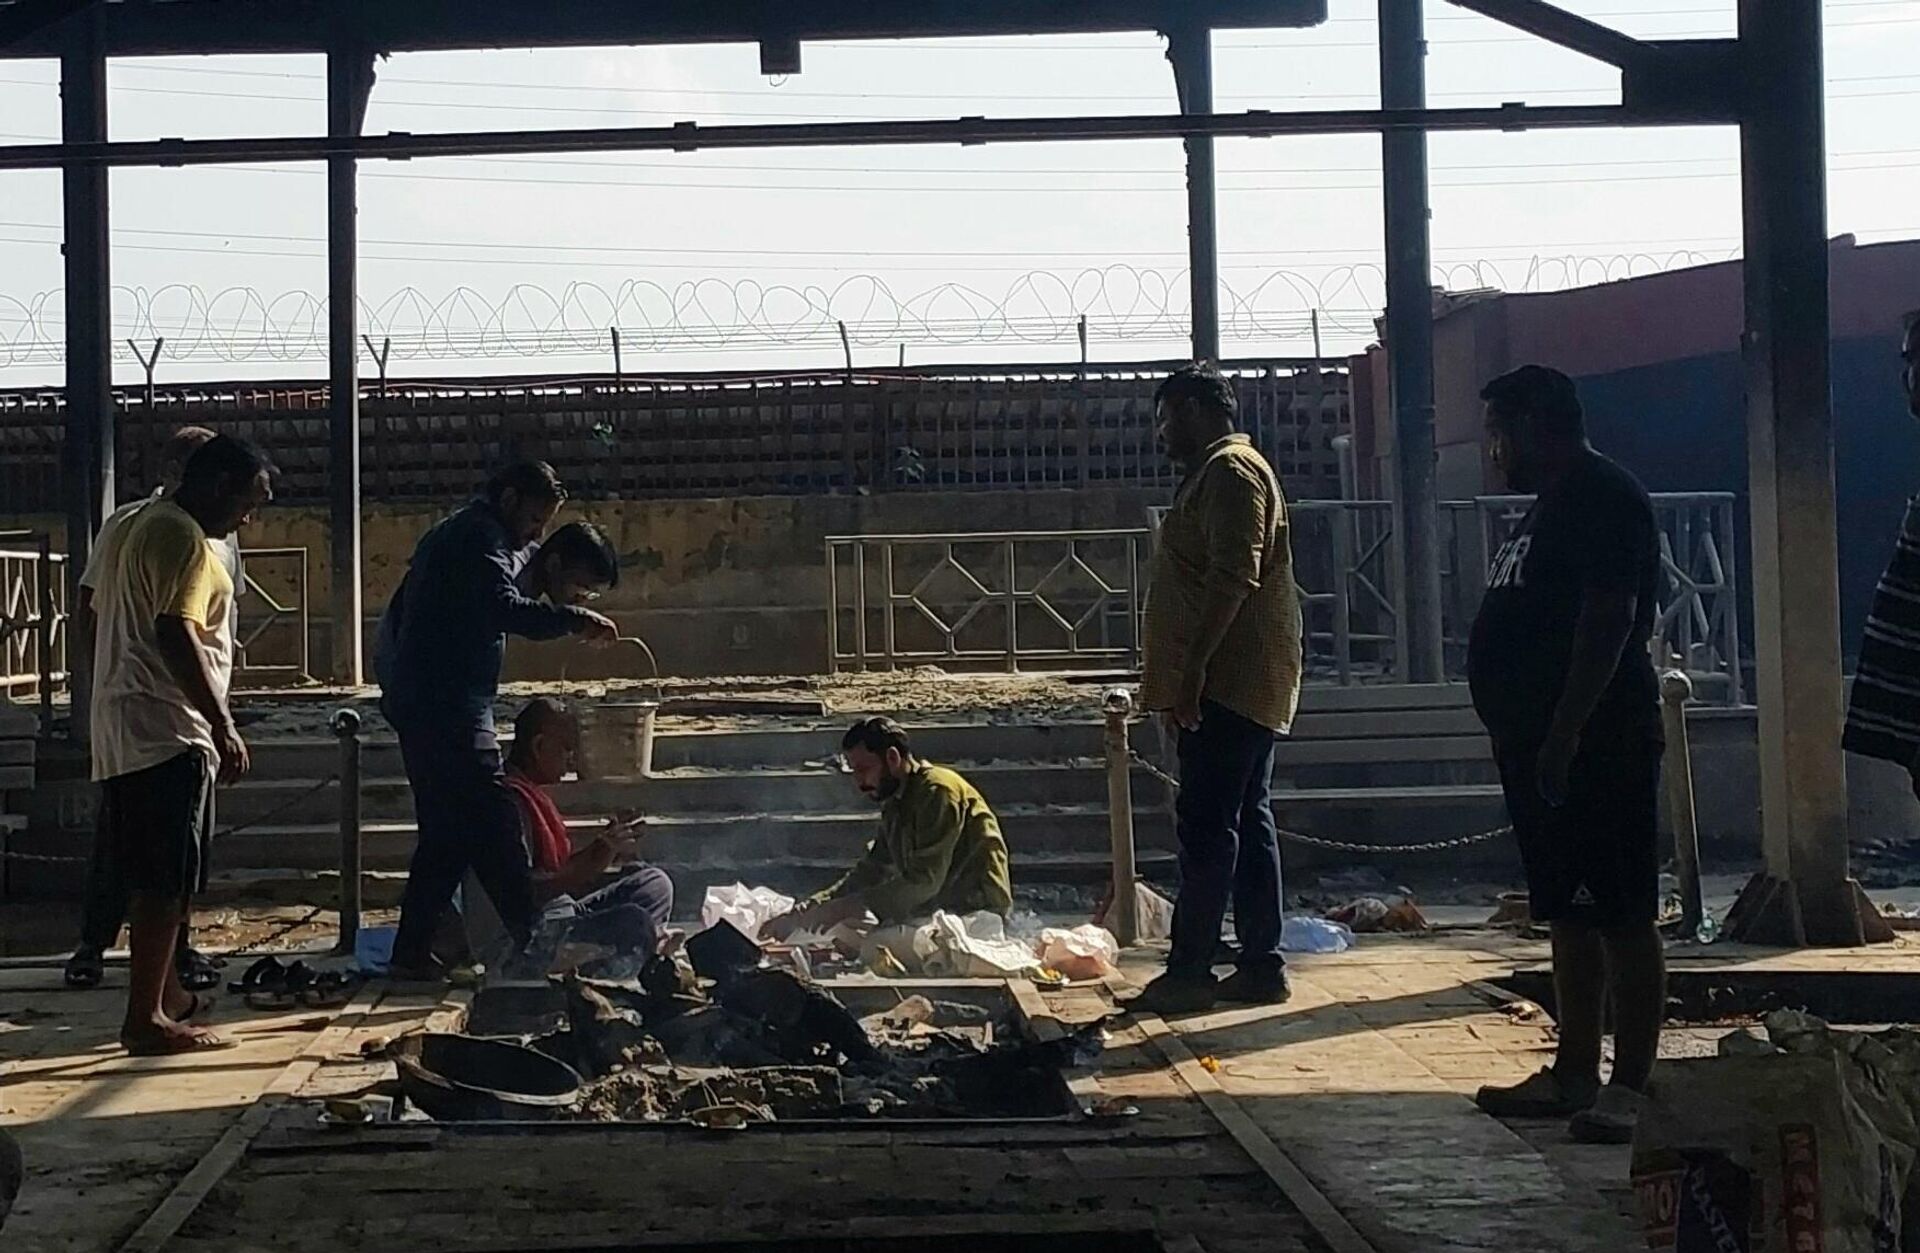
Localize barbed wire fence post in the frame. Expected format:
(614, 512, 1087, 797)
(0, 253, 1735, 374)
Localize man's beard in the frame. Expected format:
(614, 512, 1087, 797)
(865, 773, 902, 803)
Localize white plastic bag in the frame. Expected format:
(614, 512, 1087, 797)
(1038, 925, 1121, 980)
(1280, 915, 1355, 954)
(1134, 884, 1175, 941)
(917, 910, 1043, 978)
(700, 882, 796, 936)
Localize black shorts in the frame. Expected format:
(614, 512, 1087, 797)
(1496, 747, 1661, 926)
(99, 750, 214, 901)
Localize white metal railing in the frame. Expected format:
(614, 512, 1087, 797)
(233, 546, 313, 687)
(0, 531, 68, 733)
(1138, 490, 1745, 700)
(826, 530, 1148, 673)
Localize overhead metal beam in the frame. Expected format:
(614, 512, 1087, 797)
(1442, 0, 1652, 69)
(0, 102, 1736, 171)
(0, 0, 1327, 59)
(0, 0, 91, 47)
(327, 48, 376, 689)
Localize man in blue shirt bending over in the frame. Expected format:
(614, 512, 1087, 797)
(376, 460, 619, 980)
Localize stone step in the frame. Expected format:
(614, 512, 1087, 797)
(203, 780, 1513, 879)
(213, 760, 1131, 826)
(217, 751, 1499, 829)
(243, 720, 1118, 778)
(208, 805, 1162, 874)
(199, 850, 1180, 913)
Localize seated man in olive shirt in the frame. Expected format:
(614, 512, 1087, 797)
(762, 717, 1012, 944)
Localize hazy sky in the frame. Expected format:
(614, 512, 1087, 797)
(0, 0, 1914, 383)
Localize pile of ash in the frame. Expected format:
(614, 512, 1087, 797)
(461, 952, 1099, 1124)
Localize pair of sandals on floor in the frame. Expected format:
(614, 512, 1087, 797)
(65, 943, 223, 993)
(119, 958, 361, 1056)
(75, 949, 360, 1056)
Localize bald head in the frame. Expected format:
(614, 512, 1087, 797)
(160, 426, 219, 492)
(509, 697, 578, 785)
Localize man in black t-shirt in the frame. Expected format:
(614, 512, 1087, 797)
(1466, 365, 1665, 1145)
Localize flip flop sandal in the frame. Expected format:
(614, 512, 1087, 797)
(177, 991, 215, 1021)
(231, 956, 298, 1010)
(121, 1027, 237, 1057)
(176, 948, 223, 993)
(299, 971, 358, 1009)
(64, 947, 105, 990)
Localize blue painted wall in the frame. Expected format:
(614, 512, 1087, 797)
(1574, 333, 1920, 664)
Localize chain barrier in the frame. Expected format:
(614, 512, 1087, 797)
(0, 848, 87, 865)
(0, 773, 341, 865)
(221, 905, 330, 960)
(211, 773, 340, 840)
(1127, 751, 1513, 855)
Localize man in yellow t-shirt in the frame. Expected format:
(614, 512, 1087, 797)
(92, 435, 273, 1055)
(65, 425, 232, 993)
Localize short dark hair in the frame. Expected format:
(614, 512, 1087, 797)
(842, 716, 911, 759)
(179, 433, 273, 494)
(486, 459, 566, 507)
(1153, 364, 1238, 424)
(509, 696, 575, 765)
(538, 522, 619, 587)
(1480, 365, 1585, 440)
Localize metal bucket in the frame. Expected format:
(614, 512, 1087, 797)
(575, 700, 658, 780)
(393, 1032, 582, 1122)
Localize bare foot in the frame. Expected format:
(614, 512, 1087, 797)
(162, 990, 212, 1021)
(120, 1016, 232, 1056)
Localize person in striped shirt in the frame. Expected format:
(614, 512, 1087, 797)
(1844, 311, 1920, 787)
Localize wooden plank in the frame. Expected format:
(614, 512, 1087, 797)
(1009, 977, 1067, 1044)
(118, 981, 390, 1253)
(1136, 1014, 1380, 1253)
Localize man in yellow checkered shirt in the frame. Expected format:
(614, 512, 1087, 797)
(1134, 365, 1303, 1015)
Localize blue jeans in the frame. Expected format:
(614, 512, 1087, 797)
(567, 865, 676, 954)
(1167, 700, 1284, 978)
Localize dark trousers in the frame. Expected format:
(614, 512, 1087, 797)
(568, 865, 676, 954)
(1168, 700, 1285, 978)
(392, 718, 538, 964)
(77, 805, 199, 956)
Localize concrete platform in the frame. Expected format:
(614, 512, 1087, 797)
(10, 927, 1917, 1252)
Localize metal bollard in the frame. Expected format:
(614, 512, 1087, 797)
(1659, 668, 1706, 940)
(1103, 688, 1139, 947)
(331, 707, 363, 956)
